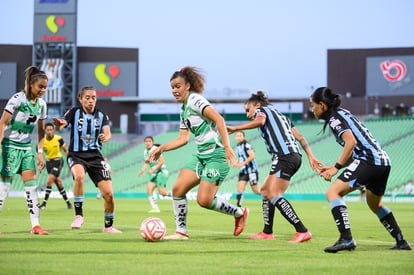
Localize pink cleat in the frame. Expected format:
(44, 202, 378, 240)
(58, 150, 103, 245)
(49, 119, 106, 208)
(102, 226, 122, 233)
(234, 207, 249, 236)
(289, 231, 312, 243)
(71, 215, 84, 229)
(248, 231, 275, 240)
(31, 225, 49, 235)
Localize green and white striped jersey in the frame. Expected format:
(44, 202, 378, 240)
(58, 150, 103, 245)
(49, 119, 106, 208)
(2, 91, 47, 150)
(180, 93, 223, 155)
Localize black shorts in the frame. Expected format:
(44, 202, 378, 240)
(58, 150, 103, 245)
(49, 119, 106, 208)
(67, 150, 111, 187)
(238, 171, 259, 185)
(46, 158, 63, 177)
(269, 153, 301, 180)
(338, 159, 390, 196)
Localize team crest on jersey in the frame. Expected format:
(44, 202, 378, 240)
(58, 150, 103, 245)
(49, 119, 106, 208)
(81, 134, 94, 145)
(329, 118, 342, 131)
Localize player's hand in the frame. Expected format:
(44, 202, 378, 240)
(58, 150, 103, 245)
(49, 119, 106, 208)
(226, 126, 236, 135)
(318, 165, 338, 182)
(52, 118, 64, 130)
(98, 133, 107, 142)
(149, 146, 163, 162)
(37, 153, 45, 172)
(224, 146, 236, 167)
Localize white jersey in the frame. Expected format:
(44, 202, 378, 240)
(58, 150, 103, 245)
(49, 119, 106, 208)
(2, 91, 47, 149)
(179, 93, 223, 155)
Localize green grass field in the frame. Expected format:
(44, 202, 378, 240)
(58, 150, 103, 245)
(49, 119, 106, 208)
(0, 197, 413, 274)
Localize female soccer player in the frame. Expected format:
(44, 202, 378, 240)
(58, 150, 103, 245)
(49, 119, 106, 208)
(150, 67, 248, 240)
(38, 122, 72, 210)
(310, 87, 411, 252)
(233, 130, 260, 207)
(138, 136, 171, 213)
(0, 65, 49, 235)
(227, 91, 320, 242)
(53, 86, 121, 233)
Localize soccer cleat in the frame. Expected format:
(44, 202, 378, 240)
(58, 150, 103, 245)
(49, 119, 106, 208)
(324, 238, 356, 253)
(102, 226, 122, 233)
(67, 202, 73, 210)
(0, 232, 3, 235)
(234, 207, 249, 236)
(162, 232, 189, 240)
(71, 215, 84, 229)
(148, 207, 160, 213)
(248, 231, 275, 240)
(31, 225, 49, 235)
(390, 240, 412, 250)
(288, 231, 312, 243)
(38, 202, 46, 210)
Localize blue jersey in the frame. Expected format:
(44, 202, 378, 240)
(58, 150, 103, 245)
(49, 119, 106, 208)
(63, 107, 109, 152)
(235, 140, 258, 174)
(254, 106, 300, 158)
(329, 108, 390, 166)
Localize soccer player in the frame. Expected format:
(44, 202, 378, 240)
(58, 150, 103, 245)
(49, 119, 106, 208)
(227, 91, 321, 242)
(53, 86, 121, 233)
(310, 87, 411, 252)
(149, 66, 249, 240)
(233, 130, 260, 207)
(38, 122, 72, 210)
(137, 136, 171, 213)
(0, 65, 49, 235)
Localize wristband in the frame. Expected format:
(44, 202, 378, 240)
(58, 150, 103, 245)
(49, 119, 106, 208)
(334, 162, 342, 169)
(38, 149, 43, 153)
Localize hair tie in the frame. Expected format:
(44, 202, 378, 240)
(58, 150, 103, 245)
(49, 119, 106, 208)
(180, 68, 185, 72)
(30, 73, 47, 79)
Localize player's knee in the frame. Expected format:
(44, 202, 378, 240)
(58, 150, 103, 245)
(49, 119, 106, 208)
(197, 198, 211, 209)
(73, 173, 85, 183)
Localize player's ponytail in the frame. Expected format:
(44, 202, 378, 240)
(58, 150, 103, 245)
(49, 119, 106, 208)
(170, 66, 205, 94)
(24, 65, 47, 96)
(246, 91, 271, 106)
(310, 87, 342, 133)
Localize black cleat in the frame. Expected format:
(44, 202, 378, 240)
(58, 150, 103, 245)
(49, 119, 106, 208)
(390, 240, 411, 250)
(67, 202, 73, 210)
(324, 239, 356, 253)
(38, 202, 46, 210)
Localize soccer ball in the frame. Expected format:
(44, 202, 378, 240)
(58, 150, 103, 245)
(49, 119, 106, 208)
(140, 217, 166, 242)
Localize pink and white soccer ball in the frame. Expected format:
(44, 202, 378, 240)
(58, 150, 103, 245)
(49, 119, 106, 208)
(140, 217, 166, 242)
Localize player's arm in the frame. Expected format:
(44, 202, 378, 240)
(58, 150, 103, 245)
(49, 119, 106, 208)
(0, 111, 12, 146)
(53, 117, 67, 131)
(227, 116, 265, 134)
(37, 119, 46, 172)
(319, 130, 356, 181)
(203, 105, 236, 166)
(99, 125, 111, 143)
(61, 141, 69, 157)
(292, 127, 322, 171)
(148, 155, 165, 174)
(235, 149, 255, 168)
(138, 162, 149, 176)
(150, 129, 190, 162)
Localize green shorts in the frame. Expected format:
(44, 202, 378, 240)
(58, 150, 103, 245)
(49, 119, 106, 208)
(149, 170, 169, 188)
(1, 146, 36, 177)
(183, 147, 230, 185)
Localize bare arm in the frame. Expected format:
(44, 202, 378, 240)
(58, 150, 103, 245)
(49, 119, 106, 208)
(319, 130, 356, 181)
(235, 150, 255, 168)
(61, 143, 69, 157)
(37, 119, 46, 172)
(138, 162, 149, 176)
(292, 127, 322, 171)
(53, 117, 67, 131)
(99, 125, 111, 143)
(203, 106, 235, 166)
(227, 117, 265, 134)
(0, 111, 12, 146)
(149, 129, 190, 161)
(148, 155, 165, 174)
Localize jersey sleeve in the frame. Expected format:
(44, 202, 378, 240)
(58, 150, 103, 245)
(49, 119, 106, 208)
(254, 107, 267, 120)
(245, 142, 253, 152)
(39, 99, 47, 120)
(4, 92, 23, 114)
(329, 114, 351, 137)
(58, 137, 65, 148)
(63, 108, 76, 126)
(101, 112, 110, 127)
(189, 93, 211, 115)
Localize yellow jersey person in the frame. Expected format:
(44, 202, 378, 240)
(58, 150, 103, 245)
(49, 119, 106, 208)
(38, 122, 72, 210)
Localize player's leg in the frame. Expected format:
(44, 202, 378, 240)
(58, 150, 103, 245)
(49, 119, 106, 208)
(147, 182, 159, 212)
(39, 173, 55, 209)
(163, 168, 200, 240)
(0, 176, 11, 211)
(70, 163, 86, 229)
(365, 166, 411, 250)
(55, 176, 72, 209)
(324, 179, 356, 252)
(248, 174, 275, 239)
(98, 179, 121, 233)
(0, 147, 13, 211)
(197, 156, 247, 237)
(236, 179, 247, 207)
